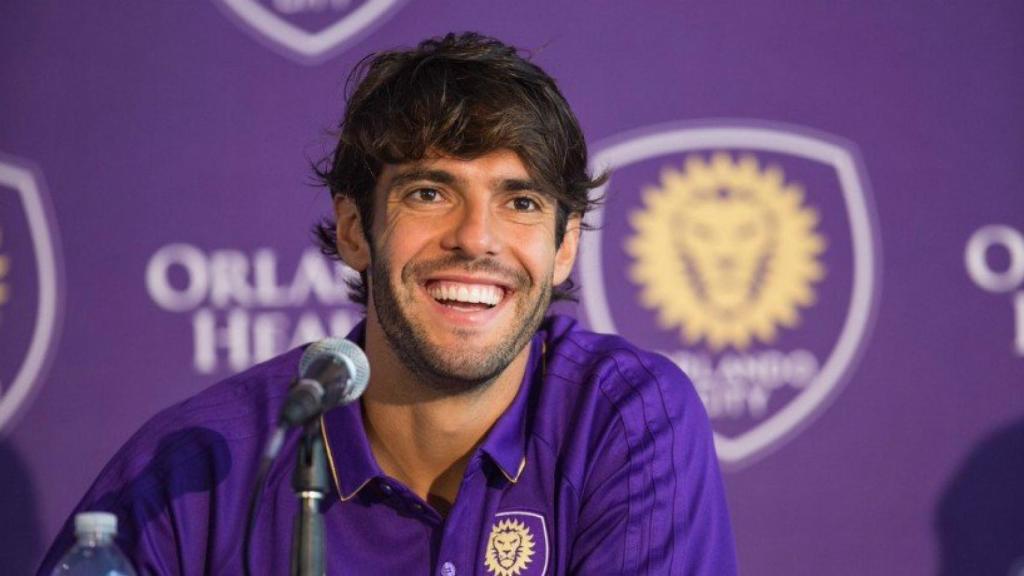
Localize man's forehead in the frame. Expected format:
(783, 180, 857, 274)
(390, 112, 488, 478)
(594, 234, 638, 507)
(380, 150, 534, 183)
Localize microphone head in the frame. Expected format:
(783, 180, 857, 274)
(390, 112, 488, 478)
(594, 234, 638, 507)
(299, 338, 370, 406)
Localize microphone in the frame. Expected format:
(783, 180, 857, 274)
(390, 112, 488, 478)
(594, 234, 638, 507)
(245, 339, 369, 576)
(278, 338, 370, 428)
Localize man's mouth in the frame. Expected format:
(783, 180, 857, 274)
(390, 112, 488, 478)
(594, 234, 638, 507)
(425, 280, 507, 311)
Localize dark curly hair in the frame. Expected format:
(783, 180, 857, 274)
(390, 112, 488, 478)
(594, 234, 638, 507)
(314, 32, 605, 305)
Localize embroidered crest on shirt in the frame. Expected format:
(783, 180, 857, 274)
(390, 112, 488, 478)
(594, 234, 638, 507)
(484, 512, 548, 576)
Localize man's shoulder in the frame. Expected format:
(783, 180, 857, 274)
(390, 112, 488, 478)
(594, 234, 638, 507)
(541, 314, 698, 402)
(92, 347, 304, 492)
(538, 315, 709, 442)
(38, 348, 307, 575)
(139, 348, 301, 439)
(533, 315, 716, 497)
(535, 320, 735, 574)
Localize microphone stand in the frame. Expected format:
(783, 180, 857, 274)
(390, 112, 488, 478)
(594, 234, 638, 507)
(290, 419, 329, 576)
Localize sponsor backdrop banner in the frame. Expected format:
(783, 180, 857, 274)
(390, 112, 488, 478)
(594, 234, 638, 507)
(1, 2, 1021, 574)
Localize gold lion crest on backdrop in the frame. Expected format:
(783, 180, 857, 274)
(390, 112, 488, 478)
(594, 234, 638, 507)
(484, 518, 536, 576)
(628, 153, 826, 350)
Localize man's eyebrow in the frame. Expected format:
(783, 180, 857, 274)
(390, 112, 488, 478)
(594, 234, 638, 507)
(499, 178, 542, 193)
(385, 169, 457, 191)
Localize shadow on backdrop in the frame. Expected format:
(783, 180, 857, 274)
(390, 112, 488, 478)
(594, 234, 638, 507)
(936, 416, 1024, 576)
(0, 440, 42, 575)
(37, 427, 231, 574)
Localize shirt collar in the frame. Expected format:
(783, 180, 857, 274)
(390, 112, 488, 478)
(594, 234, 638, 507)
(478, 331, 543, 483)
(320, 320, 383, 501)
(320, 319, 545, 498)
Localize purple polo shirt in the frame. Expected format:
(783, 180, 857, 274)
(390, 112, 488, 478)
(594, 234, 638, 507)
(40, 315, 736, 575)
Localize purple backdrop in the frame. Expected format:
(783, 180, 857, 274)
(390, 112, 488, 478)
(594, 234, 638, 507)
(2, 1, 1023, 574)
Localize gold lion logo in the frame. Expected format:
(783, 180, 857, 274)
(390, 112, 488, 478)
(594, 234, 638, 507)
(484, 518, 535, 576)
(627, 153, 826, 351)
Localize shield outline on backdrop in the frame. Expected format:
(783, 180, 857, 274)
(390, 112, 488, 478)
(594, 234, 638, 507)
(0, 155, 63, 433)
(579, 121, 881, 467)
(214, 0, 407, 65)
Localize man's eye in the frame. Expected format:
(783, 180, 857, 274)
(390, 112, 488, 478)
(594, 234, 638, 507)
(511, 197, 540, 211)
(409, 188, 440, 202)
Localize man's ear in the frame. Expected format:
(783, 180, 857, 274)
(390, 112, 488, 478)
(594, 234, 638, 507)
(334, 196, 370, 272)
(553, 215, 582, 285)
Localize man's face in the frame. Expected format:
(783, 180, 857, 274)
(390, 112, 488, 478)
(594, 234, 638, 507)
(341, 149, 579, 391)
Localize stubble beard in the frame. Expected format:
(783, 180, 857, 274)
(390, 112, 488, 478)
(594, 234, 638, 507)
(369, 251, 551, 395)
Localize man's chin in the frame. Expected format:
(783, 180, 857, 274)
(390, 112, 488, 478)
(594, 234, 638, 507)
(412, 347, 513, 392)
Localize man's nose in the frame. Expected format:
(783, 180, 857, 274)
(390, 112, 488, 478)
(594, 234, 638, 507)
(441, 197, 502, 257)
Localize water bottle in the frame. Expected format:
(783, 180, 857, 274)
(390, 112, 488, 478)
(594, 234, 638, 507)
(49, 512, 138, 576)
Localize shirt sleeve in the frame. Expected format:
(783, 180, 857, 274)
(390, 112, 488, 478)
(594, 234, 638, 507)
(568, 353, 738, 575)
(36, 425, 234, 575)
(37, 457, 183, 576)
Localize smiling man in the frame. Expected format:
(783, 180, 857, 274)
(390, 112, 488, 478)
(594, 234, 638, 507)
(332, 149, 579, 515)
(40, 33, 737, 575)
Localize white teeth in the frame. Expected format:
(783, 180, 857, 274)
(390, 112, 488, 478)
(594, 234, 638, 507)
(428, 282, 504, 306)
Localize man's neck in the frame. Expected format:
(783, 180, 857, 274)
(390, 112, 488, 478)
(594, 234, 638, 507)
(360, 320, 531, 511)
